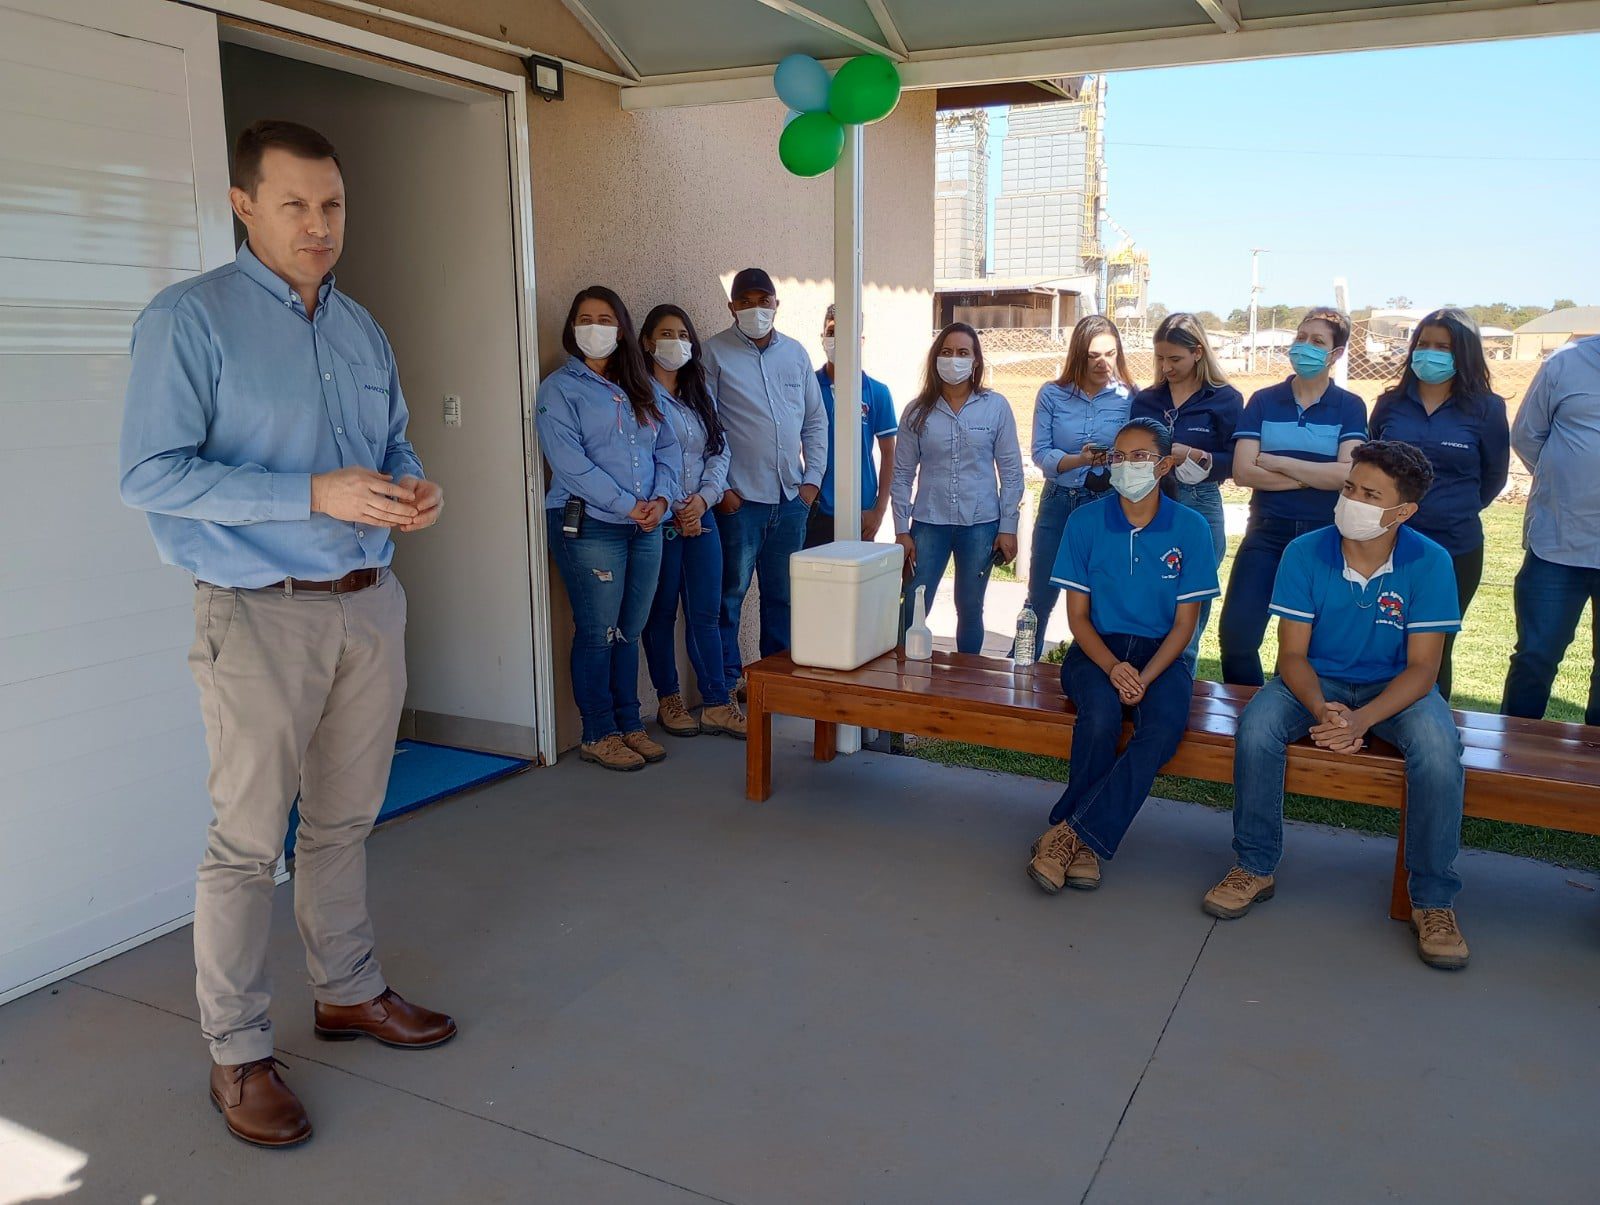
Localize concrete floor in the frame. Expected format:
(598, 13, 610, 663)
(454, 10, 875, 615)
(3, 723, 1599, 1204)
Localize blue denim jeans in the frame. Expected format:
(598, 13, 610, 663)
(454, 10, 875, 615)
(1025, 483, 1097, 635)
(642, 511, 729, 707)
(546, 511, 663, 744)
(902, 519, 1001, 654)
(716, 495, 810, 691)
(1050, 636, 1193, 859)
(1232, 675, 1465, 909)
(1502, 550, 1600, 726)
(1173, 480, 1226, 669)
(1219, 515, 1327, 686)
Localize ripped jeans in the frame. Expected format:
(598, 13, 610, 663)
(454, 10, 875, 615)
(547, 510, 664, 744)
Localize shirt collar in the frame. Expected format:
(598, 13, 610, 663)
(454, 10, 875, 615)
(730, 324, 784, 353)
(564, 354, 617, 390)
(235, 241, 334, 310)
(1104, 491, 1175, 534)
(1341, 551, 1395, 588)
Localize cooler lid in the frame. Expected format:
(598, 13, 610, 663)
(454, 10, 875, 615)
(790, 540, 905, 582)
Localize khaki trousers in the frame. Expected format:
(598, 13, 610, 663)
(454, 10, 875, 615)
(188, 573, 407, 1065)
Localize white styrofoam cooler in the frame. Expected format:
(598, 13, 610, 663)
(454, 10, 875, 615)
(789, 540, 906, 670)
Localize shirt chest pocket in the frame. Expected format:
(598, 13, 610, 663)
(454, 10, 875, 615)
(346, 363, 391, 441)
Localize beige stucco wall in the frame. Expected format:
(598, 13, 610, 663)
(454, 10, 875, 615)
(264, 0, 935, 752)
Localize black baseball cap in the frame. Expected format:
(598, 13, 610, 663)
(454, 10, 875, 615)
(730, 267, 776, 299)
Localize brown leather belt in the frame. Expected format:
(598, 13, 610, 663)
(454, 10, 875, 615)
(263, 568, 384, 595)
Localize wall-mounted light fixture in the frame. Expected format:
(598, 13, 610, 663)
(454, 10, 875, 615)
(523, 54, 564, 101)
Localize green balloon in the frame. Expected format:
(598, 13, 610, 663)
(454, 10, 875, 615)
(779, 111, 845, 177)
(829, 54, 902, 125)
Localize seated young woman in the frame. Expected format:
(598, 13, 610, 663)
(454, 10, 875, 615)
(1027, 417, 1221, 893)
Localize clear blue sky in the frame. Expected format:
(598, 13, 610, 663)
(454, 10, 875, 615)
(984, 34, 1600, 314)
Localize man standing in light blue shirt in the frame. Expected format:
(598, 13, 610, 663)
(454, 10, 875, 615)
(120, 121, 454, 1148)
(1503, 334, 1600, 726)
(703, 267, 828, 695)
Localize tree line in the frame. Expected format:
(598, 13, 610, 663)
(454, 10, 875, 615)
(1144, 299, 1580, 334)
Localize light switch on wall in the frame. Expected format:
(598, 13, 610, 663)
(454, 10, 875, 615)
(443, 394, 462, 427)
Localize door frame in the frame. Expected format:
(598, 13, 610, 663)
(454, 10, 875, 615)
(192, 0, 559, 764)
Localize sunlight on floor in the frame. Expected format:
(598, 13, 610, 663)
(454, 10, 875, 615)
(0, 1117, 87, 1203)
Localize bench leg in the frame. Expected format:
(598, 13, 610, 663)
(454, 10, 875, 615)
(1389, 786, 1410, 922)
(745, 679, 773, 802)
(814, 720, 837, 763)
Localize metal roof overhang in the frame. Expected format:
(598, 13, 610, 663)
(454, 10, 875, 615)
(574, 0, 1600, 109)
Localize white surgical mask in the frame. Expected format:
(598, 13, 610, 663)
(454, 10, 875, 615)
(822, 336, 837, 362)
(574, 323, 619, 359)
(736, 307, 776, 338)
(1110, 461, 1159, 503)
(936, 355, 973, 385)
(1174, 456, 1210, 485)
(1334, 494, 1397, 542)
(651, 338, 692, 371)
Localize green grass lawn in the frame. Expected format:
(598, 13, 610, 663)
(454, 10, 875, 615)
(913, 498, 1600, 872)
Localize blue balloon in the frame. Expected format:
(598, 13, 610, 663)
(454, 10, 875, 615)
(784, 108, 803, 126)
(774, 54, 830, 114)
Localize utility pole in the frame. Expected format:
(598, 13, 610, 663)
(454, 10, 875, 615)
(1248, 247, 1267, 374)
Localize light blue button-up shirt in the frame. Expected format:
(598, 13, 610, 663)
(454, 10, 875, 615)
(536, 357, 680, 526)
(654, 381, 730, 510)
(1031, 379, 1131, 487)
(119, 243, 424, 589)
(1513, 335, 1600, 569)
(701, 325, 827, 504)
(891, 389, 1025, 535)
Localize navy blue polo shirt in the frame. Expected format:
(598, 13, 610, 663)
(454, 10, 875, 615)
(1269, 525, 1460, 684)
(1129, 380, 1245, 483)
(1368, 384, 1510, 556)
(1234, 378, 1368, 523)
(816, 368, 897, 516)
(1050, 493, 1221, 639)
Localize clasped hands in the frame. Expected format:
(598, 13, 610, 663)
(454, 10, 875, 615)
(1310, 701, 1369, 754)
(311, 468, 443, 532)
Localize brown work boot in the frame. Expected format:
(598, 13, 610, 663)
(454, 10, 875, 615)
(209, 1057, 312, 1148)
(622, 728, 667, 763)
(657, 693, 700, 737)
(314, 988, 457, 1048)
(580, 733, 645, 771)
(700, 702, 748, 740)
(1028, 821, 1095, 894)
(1410, 908, 1470, 970)
(1202, 866, 1276, 919)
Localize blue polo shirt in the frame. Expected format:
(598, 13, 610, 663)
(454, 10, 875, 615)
(1234, 378, 1368, 523)
(816, 367, 897, 515)
(1050, 493, 1221, 639)
(1269, 525, 1460, 684)
(1368, 384, 1510, 556)
(1129, 380, 1245, 483)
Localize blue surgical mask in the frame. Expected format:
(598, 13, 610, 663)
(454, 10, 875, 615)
(1411, 348, 1455, 384)
(1288, 341, 1330, 378)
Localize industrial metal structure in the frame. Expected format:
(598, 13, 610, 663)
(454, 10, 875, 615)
(933, 108, 988, 281)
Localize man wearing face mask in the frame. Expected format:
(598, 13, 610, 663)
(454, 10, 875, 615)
(702, 268, 828, 696)
(1204, 441, 1470, 971)
(805, 304, 898, 548)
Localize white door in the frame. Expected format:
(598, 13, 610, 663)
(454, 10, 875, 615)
(0, 0, 233, 1004)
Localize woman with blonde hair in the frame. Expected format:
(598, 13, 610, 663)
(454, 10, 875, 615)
(1129, 312, 1243, 663)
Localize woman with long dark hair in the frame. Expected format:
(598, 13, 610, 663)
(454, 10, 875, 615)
(1024, 315, 1133, 638)
(891, 323, 1024, 653)
(537, 286, 680, 772)
(636, 304, 745, 740)
(1369, 307, 1509, 699)
(1129, 313, 1243, 664)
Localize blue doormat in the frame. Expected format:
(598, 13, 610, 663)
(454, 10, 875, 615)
(286, 739, 530, 858)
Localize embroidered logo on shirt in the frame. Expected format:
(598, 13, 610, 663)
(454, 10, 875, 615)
(1161, 547, 1183, 579)
(361, 382, 390, 396)
(1442, 441, 1470, 450)
(1376, 590, 1405, 629)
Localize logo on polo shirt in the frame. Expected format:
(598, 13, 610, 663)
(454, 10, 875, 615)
(1161, 547, 1183, 579)
(362, 382, 389, 396)
(1376, 590, 1405, 629)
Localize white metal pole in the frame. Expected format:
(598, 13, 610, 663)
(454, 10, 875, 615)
(1247, 247, 1263, 374)
(832, 122, 864, 756)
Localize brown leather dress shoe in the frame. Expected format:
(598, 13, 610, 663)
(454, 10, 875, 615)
(314, 988, 457, 1049)
(209, 1057, 312, 1148)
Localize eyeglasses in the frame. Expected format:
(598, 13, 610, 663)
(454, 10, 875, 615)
(1105, 450, 1164, 465)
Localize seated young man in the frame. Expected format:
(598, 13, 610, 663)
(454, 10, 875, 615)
(1202, 440, 1470, 970)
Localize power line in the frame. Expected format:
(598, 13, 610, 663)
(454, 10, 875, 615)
(1105, 139, 1600, 164)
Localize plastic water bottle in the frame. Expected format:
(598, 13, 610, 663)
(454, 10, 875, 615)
(905, 585, 934, 660)
(1014, 603, 1038, 668)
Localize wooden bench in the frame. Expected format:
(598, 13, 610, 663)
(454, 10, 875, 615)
(744, 649, 1600, 920)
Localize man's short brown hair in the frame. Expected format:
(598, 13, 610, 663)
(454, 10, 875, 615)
(232, 119, 341, 194)
(1300, 305, 1351, 350)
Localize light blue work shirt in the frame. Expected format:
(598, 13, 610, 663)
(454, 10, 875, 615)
(654, 380, 730, 510)
(701, 325, 827, 504)
(119, 242, 424, 589)
(1031, 380, 1131, 488)
(1513, 335, 1600, 569)
(536, 357, 680, 525)
(891, 389, 1025, 535)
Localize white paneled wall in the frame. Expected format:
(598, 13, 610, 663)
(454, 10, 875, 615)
(0, 0, 233, 1004)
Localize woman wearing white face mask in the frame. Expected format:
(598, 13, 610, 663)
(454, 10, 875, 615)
(891, 324, 1024, 653)
(1026, 418, 1221, 893)
(536, 287, 680, 773)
